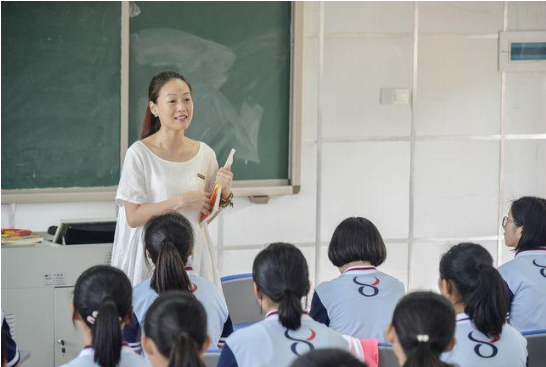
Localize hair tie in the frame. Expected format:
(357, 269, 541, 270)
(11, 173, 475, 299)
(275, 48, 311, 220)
(86, 311, 99, 325)
(85, 310, 123, 325)
(416, 334, 430, 343)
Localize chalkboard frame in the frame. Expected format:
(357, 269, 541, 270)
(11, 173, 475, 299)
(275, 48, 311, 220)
(2, 2, 303, 203)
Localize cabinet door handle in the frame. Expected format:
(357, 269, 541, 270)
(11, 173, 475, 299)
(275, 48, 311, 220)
(57, 339, 65, 346)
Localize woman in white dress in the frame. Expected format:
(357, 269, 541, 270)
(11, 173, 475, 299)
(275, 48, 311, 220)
(112, 71, 233, 285)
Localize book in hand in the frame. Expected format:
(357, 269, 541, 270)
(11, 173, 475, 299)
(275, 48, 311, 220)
(200, 149, 236, 226)
(1, 228, 43, 245)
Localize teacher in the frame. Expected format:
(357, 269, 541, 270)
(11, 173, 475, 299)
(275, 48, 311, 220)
(112, 71, 233, 285)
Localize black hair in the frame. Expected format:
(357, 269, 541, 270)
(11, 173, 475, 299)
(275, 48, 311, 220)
(144, 212, 195, 294)
(72, 265, 132, 367)
(328, 217, 387, 267)
(253, 243, 309, 330)
(289, 349, 367, 367)
(392, 292, 455, 367)
(1, 334, 6, 367)
(144, 292, 207, 367)
(439, 243, 507, 337)
(510, 196, 546, 252)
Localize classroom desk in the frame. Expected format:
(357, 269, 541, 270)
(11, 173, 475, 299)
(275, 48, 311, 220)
(1, 238, 112, 367)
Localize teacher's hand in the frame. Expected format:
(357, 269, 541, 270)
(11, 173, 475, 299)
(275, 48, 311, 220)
(216, 167, 233, 198)
(175, 191, 212, 214)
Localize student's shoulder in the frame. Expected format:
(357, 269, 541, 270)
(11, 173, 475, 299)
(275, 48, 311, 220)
(226, 320, 269, 346)
(499, 257, 520, 275)
(192, 275, 224, 298)
(132, 278, 153, 298)
(315, 276, 341, 293)
(378, 271, 405, 288)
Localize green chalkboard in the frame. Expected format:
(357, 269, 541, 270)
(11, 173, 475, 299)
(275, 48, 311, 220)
(1, 2, 121, 189)
(129, 1, 291, 180)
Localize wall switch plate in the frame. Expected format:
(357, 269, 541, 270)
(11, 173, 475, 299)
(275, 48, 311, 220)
(380, 88, 410, 104)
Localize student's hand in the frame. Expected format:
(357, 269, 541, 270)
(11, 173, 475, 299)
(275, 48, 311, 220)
(175, 191, 212, 214)
(216, 167, 233, 198)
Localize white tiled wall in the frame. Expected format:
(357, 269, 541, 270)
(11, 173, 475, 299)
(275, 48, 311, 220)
(3, 2, 546, 293)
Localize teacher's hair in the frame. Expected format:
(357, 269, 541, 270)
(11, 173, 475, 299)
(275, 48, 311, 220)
(72, 265, 132, 367)
(253, 242, 310, 330)
(144, 212, 195, 295)
(440, 243, 508, 338)
(141, 71, 193, 139)
(144, 292, 207, 367)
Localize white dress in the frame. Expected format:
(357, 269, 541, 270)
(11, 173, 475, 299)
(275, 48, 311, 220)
(112, 140, 220, 286)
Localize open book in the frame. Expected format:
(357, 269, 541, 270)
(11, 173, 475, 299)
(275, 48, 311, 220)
(1, 229, 43, 245)
(200, 149, 236, 226)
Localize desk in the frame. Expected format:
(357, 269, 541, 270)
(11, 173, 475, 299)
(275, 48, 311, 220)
(1, 239, 112, 367)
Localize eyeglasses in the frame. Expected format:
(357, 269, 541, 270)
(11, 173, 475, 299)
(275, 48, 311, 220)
(502, 216, 520, 228)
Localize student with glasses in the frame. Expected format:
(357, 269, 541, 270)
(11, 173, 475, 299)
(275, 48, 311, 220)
(499, 196, 546, 331)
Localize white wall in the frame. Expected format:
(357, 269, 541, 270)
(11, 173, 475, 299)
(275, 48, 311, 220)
(2, 1, 546, 293)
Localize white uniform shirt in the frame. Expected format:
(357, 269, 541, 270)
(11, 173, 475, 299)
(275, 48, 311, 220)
(311, 266, 405, 342)
(59, 345, 148, 367)
(112, 141, 220, 285)
(220, 310, 349, 367)
(132, 268, 229, 347)
(499, 248, 546, 331)
(442, 313, 527, 367)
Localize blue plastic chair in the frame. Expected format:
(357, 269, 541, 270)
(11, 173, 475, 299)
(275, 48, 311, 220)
(221, 274, 264, 329)
(522, 329, 546, 367)
(203, 349, 221, 367)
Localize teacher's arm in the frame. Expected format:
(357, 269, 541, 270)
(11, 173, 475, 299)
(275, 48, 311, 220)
(124, 191, 211, 228)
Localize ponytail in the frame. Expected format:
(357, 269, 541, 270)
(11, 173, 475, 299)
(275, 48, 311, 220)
(72, 266, 132, 367)
(253, 243, 309, 331)
(144, 293, 208, 367)
(168, 332, 206, 367)
(92, 297, 122, 367)
(151, 239, 193, 294)
(465, 263, 507, 337)
(440, 243, 507, 338)
(404, 343, 452, 367)
(279, 289, 303, 330)
(392, 292, 456, 367)
(141, 107, 161, 139)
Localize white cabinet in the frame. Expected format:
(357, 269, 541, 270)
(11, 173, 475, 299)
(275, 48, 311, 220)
(1, 242, 112, 367)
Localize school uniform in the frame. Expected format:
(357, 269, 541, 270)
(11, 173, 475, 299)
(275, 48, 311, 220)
(59, 345, 148, 367)
(499, 247, 546, 331)
(441, 313, 527, 367)
(124, 267, 232, 350)
(310, 266, 405, 342)
(217, 310, 350, 367)
(1, 310, 19, 367)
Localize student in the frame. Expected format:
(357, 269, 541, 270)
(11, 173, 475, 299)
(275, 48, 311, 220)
(439, 243, 527, 367)
(218, 243, 349, 367)
(125, 212, 231, 350)
(499, 196, 546, 331)
(61, 265, 147, 367)
(310, 217, 405, 342)
(1, 310, 19, 367)
(142, 292, 210, 367)
(386, 292, 456, 367)
(289, 349, 366, 367)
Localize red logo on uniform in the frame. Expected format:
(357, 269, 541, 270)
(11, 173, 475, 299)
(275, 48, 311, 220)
(192, 283, 198, 293)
